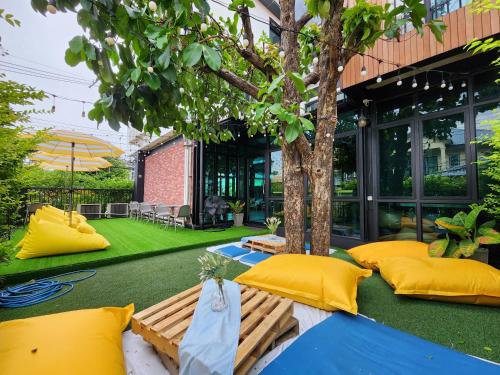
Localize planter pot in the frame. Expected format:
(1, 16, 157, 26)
(469, 247, 489, 264)
(233, 213, 244, 227)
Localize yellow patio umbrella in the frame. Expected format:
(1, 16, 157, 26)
(38, 162, 100, 172)
(32, 129, 124, 224)
(31, 152, 112, 170)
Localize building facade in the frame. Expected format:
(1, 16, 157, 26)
(134, 1, 499, 251)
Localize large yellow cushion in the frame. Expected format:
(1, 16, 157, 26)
(16, 219, 110, 259)
(379, 257, 500, 306)
(347, 241, 429, 271)
(0, 304, 133, 375)
(77, 221, 96, 234)
(234, 254, 372, 314)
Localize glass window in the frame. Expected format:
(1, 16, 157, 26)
(332, 202, 361, 238)
(422, 113, 467, 196)
(269, 19, 281, 44)
(421, 203, 470, 243)
(378, 203, 417, 241)
(474, 70, 500, 102)
(379, 124, 413, 196)
(377, 97, 414, 124)
(204, 152, 215, 196)
(268, 200, 284, 225)
(333, 136, 358, 197)
(430, 0, 464, 19)
(475, 102, 500, 197)
(270, 150, 283, 196)
(417, 81, 467, 115)
(228, 157, 237, 198)
(337, 110, 358, 133)
(216, 154, 226, 196)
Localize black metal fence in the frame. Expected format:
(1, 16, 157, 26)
(25, 187, 134, 211)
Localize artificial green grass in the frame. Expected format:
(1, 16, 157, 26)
(1, 219, 267, 283)
(0, 247, 498, 362)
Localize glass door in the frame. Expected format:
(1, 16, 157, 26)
(247, 156, 266, 223)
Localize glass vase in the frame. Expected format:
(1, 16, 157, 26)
(211, 282, 228, 312)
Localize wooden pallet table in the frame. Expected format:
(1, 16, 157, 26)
(242, 234, 287, 254)
(132, 283, 298, 375)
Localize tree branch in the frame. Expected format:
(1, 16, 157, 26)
(296, 13, 313, 31)
(239, 6, 255, 50)
(304, 68, 320, 87)
(208, 67, 260, 99)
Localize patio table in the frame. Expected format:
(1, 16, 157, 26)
(131, 283, 298, 375)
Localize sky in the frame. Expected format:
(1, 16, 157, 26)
(0, 1, 133, 155)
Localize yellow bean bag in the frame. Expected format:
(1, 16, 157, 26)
(379, 257, 500, 306)
(347, 241, 429, 271)
(0, 304, 133, 375)
(16, 219, 110, 259)
(77, 221, 96, 234)
(234, 254, 372, 314)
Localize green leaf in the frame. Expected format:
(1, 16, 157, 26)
(145, 72, 161, 90)
(69, 36, 84, 54)
(428, 236, 449, 257)
(64, 49, 81, 67)
(268, 103, 282, 115)
(458, 239, 478, 258)
(464, 206, 483, 230)
(84, 43, 96, 61)
(318, 0, 331, 19)
(435, 217, 467, 238)
(477, 227, 500, 244)
(443, 240, 459, 258)
(428, 19, 446, 44)
(267, 74, 284, 95)
(156, 35, 168, 49)
(182, 43, 203, 67)
(285, 121, 301, 143)
(161, 65, 177, 82)
(131, 67, 141, 82)
(287, 71, 306, 94)
(202, 45, 222, 71)
(300, 117, 315, 131)
(158, 47, 171, 69)
(125, 84, 135, 97)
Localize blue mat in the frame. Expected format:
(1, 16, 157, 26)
(262, 312, 499, 375)
(215, 245, 250, 258)
(239, 252, 272, 265)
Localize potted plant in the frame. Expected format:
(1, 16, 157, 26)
(429, 205, 500, 263)
(265, 216, 282, 235)
(228, 200, 245, 227)
(198, 253, 230, 312)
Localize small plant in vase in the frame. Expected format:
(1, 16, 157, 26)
(228, 200, 245, 227)
(265, 217, 282, 235)
(429, 205, 500, 263)
(198, 253, 230, 311)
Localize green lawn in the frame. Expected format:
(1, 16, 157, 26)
(0, 246, 498, 362)
(1, 219, 267, 282)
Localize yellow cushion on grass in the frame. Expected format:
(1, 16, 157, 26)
(16, 219, 110, 259)
(347, 240, 429, 271)
(0, 304, 133, 375)
(234, 254, 372, 314)
(379, 257, 500, 306)
(77, 221, 96, 234)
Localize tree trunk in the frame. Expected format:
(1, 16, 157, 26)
(309, 4, 343, 256)
(280, 0, 306, 253)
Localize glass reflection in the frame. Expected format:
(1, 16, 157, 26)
(418, 81, 467, 115)
(474, 70, 500, 102)
(422, 113, 467, 196)
(333, 136, 357, 197)
(379, 125, 412, 196)
(377, 97, 414, 123)
(378, 203, 417, 241)
(204, 152, 215, 196)
(332, 202, 360, 238)
(475, 102, 499, 197)
(270, 150, 283, 196)
(421, 203, 470, 243)
(337, 110, 358, 133)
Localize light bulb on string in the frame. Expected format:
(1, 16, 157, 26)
(376, 75, 382, 83)
(461, 80, 467, 88)
(242, 38, 249, 48)
(396, 77, 402, 86)
(148, 1, 157, 12)
(440, 72, 446, 88)
(81, 101, 86, 118)
(336, 85, 341, 93)
(51, 95, 56, 113)
(424, 81, 429, 90)
(361, 65, 367, 77)
(279, 49, 285, 59)
(448, 81, 454, 91)
(312, 53, 319, 65)
(412, 77, 418, 88)
(47, 0, 57, 14)
(437, 94, 443, 103)
(376, 60, 382, 83)
(424, 71, 429, 90)
(337, 61, 344, 72)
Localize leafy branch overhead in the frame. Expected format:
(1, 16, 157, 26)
(30, 0, 444, 145)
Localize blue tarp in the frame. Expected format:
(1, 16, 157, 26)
(239, 252, 272, 265)
(262, 312, 499, 375)
(215, 245, 250, 258)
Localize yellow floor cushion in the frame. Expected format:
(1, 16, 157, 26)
(0, 304, 134, 375)
(379, 257, 500, 306)
(347, 241, 429, 271)
(77, 221, 96, 234)
(16, 219, 110, 259)
(234, 254, 372, 314)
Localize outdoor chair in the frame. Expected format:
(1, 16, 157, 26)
(139, 202, 155, 222)
(154, 204, 171, 226)
(24, 203, 49, 226)
(167, 204, 191, 231)
(129, 201, 140, 219)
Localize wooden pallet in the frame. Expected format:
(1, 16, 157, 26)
(242, 234, 287, 254)
(132, 284, 298, 375)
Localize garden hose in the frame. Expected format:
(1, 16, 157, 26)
(0, 270, 96, 308)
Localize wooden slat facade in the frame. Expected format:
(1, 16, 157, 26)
(342, 4, 500, 88)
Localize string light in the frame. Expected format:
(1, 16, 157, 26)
(440, 73, 446, 88)
(279, 49, 285, 59)
(360, 56, 367, 76)
(147, 66, 154, 73)
(179, 87, 185, 94)
(312, 53, 319, 65)
(337, 61, 344, 72)
(448, 81, 454, 90)
(81, 101, 86, 118)
(51, 94, 56, 113)
(461, 80, 467, 88)
(242, 38, 249, 49)
(411, 76, 417, 88)
(396, 77, 402, 86)
(437, 94, 443, 103)
(200, 22, 208, 32)
(424, 71, 429, 90)
(47, 0, 57, 14)
(148, 1, 157, 12)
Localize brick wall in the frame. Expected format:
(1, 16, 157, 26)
(143, 138, 185, 205)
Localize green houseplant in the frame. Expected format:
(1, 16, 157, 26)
(265, 217, 282, 235)
(429, 205, 500, 263)
(227, 200, 245, 227)
(198, 253, 230, 312)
